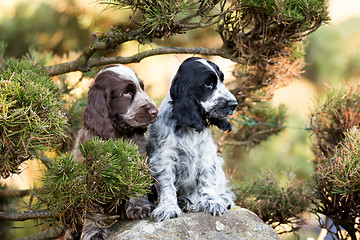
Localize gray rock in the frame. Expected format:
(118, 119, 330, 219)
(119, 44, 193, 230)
(109, 206, 279, 240)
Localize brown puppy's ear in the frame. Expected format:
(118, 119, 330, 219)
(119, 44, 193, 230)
(83, 85, 115, 140)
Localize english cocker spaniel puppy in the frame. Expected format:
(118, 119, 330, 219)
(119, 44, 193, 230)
(74, 64, 158, 157)
(146, 57, 238, 221)
(71, 64, 158, 240)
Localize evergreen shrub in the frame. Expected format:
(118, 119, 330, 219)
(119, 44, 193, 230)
(233, 170, 310, 233)
(311, 128, 360, 239)
(0, 59, 67, 178)
(38, 138, 154, 227)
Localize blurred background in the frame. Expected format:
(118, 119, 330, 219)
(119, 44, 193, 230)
(0, 0, 360, 239)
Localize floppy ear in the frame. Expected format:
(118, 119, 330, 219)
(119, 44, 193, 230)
(170, 74, 206, 132)
(208, 117, 232, 132)
(171, 98, 206, 132)
(83, 85, 115, 139)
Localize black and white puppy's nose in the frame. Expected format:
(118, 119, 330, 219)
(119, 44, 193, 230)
(228, 100, 238, 112)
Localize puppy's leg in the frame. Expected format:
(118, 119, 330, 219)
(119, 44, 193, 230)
(215, 159, 235, 210)
(150, 156, 182, 221)
(196, 163, 227, 216)
(151, 184, 182, 221)
(125, 195, 154, 220)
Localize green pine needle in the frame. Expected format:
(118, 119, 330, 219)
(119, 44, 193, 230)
(233, 170, 310, 232)
(0, 58, 67, 178)
(38, 138, 154, 227)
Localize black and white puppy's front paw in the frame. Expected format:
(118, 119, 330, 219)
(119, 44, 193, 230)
(197, 197, 227, 216)
(151, 203, 183, 221)
(220, 190, 235, 210)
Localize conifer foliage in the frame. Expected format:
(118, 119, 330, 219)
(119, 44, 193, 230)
(38, 138, 153, 228)
(312, 128, 360, 240)
(0, 1, 344, 238)
(0, 58, 67, 178)
(234, 170, 310, 233)
(310, 86, 360, 239)
(220, 0, 329, 65)
(310, 87, 360, 162)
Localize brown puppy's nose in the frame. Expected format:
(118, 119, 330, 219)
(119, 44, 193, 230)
(149, 108, 158, 118)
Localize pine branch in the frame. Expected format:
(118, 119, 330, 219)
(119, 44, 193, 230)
(44, 46, 246, 76)
(34, 151, 54, 169)
(0, 210, 56, 221)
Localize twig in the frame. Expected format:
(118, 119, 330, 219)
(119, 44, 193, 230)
(0, 189, 30, 198)
(0, 210, 55, 221)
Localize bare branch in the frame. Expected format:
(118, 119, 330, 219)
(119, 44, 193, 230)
(42, 28, 143, 76)
(0, 210, 55, 221)
(0, 189, 30, 198)
(44, 47, 245, 76)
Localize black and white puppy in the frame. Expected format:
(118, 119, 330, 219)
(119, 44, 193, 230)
(146, 57, 238, 221)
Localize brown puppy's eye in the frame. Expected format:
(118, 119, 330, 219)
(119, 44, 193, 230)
(123, 85, 135, 99)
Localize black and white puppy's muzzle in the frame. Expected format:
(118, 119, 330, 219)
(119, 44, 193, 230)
(202, 96, 238, 119)
(196, 59, 238, 124)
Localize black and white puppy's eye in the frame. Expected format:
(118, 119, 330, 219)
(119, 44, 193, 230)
(204, 81, 213, 89)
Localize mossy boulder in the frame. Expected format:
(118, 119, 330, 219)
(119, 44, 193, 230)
(109, 207, 279, 240)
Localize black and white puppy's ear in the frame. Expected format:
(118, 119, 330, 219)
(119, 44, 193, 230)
(170, 72, 207, 132)
(171, 98, 206, 132)
(208, 117, 232, 132)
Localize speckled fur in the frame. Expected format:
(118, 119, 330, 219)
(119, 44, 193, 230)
(146, 57, 237, 221)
